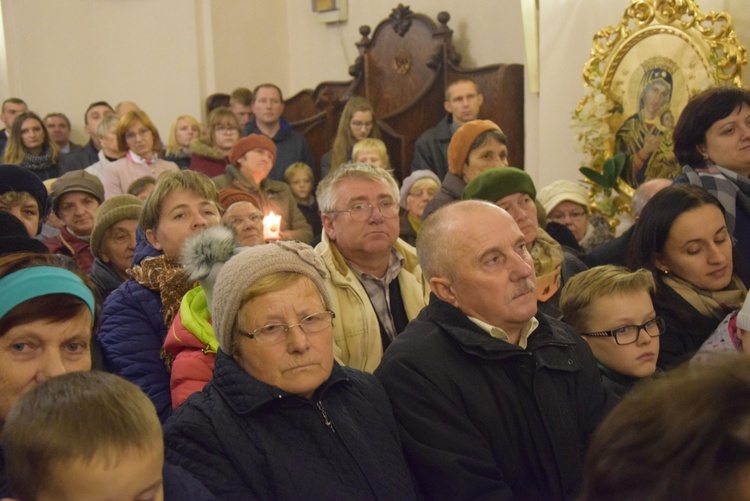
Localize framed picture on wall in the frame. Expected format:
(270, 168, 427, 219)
(573, 0, 746, 188)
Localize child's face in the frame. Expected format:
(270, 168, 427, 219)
(580, 290, 659, 378)
(288, 172, 313, 200)
(38, 443, 164, 501)
(353, 150, 383, 168)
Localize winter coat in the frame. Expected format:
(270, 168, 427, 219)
(316, 233, 429, 373)
(189, 138, 228, 178)
(59, 139, 99, 173)
(44, 225, 94, 273)
(213, 166, 313, 244)
(98, 232, 174, 423)
(422, 171, 464, 220)
(411, 114, 454, 180)
(164, 351, 418, 500)
(163, 286, 217, 408)
(653, 281, 728, 371)
(88, 257, 126, 302)
(375, 295, 614, 501)
(243, 117, 315, 182)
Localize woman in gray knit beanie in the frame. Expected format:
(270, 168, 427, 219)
(164, 239, 418, 499)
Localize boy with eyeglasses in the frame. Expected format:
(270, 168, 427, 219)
(560, 265, 662, 398)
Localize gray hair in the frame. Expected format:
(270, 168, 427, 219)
(95, 112, 119, 138)
(316, 162, 400, 213)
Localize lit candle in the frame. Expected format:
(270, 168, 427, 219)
(263, 211, 282, 240)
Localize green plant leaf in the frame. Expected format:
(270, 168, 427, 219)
(579, 167, 607, 186)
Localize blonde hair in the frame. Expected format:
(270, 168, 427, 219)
(560, 265, 656, 332)
(116, 110, 163, 157)
(4, 371, 163, 501)
(284, 162, 313, 183)
(165, 114, 200, 156)
(138, 170, 219, 231)
(351, 138, 391, 170)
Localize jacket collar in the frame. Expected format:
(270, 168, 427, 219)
(426, 294, 575, 359)
(212, 350, 350, 414)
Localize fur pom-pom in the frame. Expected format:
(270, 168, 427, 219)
(180, 225, 236, 282)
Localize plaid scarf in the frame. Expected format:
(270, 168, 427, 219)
(682, 161, 750, 233)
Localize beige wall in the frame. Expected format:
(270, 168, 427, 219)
(1, 0, 747, 185)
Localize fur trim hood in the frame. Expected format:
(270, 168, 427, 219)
(181, 225, 238, 309)
(190, 137, 227, 161)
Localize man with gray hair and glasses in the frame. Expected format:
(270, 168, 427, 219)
(316, 163, 429, 373)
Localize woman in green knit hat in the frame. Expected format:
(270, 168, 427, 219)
(463, 167, 587, 318)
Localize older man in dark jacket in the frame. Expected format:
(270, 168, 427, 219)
(375, 201, 614, 500)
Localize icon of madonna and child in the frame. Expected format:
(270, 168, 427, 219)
(614, 59, 683, 188)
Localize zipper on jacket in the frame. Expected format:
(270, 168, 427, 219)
(317, 400, 336, 433)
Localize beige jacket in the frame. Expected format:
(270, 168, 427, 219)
(316, 233, 429, 373)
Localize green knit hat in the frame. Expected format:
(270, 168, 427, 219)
(462, 167, 536, 203)
(90, 195, 144, 258)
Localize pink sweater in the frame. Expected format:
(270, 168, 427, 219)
(102, 154, 179, 199)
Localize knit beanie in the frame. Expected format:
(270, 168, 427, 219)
(400, 170, 441, 208)
(90, 195, 144, 258)
(229, 134, 277, 166)
(462, 167, 536, 203)
(51, 170, 105, 216)
(447, 120, 502, 176)
(536, 180, 589, 215)
(737, 294, 750, 331)
(217, 188, 261, 211)
(0, 164, 49, 214)
(211, 240, 332, 353)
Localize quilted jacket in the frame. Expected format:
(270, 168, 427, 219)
(98, 231, 173, 423)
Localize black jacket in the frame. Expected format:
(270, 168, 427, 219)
(411, 114, 454, 180)
(59, 139, 99, 173)
(164, 351, 418, 500)
(375, 295, 614, 501)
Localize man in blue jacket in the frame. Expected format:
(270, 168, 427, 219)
(243, 83, 314, 181)
(375, 200, 614, 500)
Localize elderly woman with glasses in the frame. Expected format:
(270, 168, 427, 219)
(164, 241, 417, 500)
(537, 180, 614, 254)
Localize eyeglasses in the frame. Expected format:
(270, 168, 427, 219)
(330, 201, 399, 221)
(241, 310, 335, 345)
(548, 210, 587, 222)
(125, 128, 152, 140)
(581, 317, 666, 345)
(408, 188, 438, 198)
(350, 121, 373, 129)
(215, 125, 240, 133)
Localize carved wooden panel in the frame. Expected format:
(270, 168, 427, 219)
(283, 4, 525, 183)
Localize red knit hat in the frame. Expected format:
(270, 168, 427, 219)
(228, 134, 277, 166)
(217, 188, 261, 211)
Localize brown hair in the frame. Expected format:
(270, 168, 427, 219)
(138, 170, 219, 231)
(582, 355, 750, 501)
(330, 97, 381, 172)
(4, 371, 163, 500)
(4, 111, 60, 164)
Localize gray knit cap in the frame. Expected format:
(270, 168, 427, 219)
(90, 195, 144, 258)
(211, 240, 332, 354)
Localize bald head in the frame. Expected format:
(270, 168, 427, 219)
(418, 200, 513, 281)
(632, 178, 672, 221)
